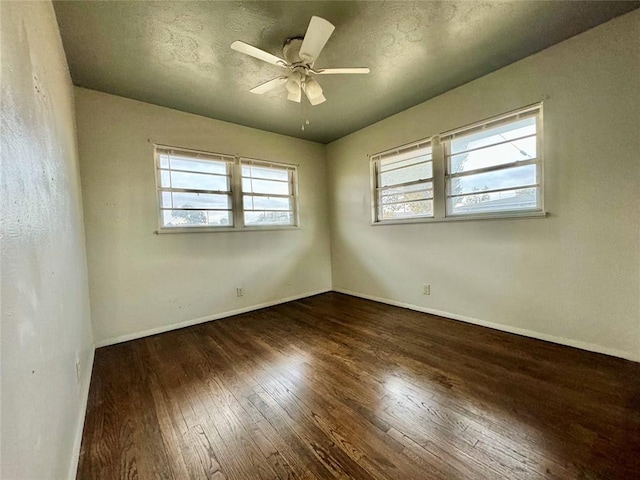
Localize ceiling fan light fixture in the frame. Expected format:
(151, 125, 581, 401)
(287, 85, 302, 103)
(286, 73, 301, 102)
(286, 71, 302, 93)
(303, 79, 326, 105)
(307, 92, 326, 106)
(304, 77, 323, 100)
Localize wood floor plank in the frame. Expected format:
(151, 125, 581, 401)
(77, 292, 640, 479)
(184, 424, 227, 479)
(192, 327, 329, 480)
(253, 359, 420, 480)
(146, 372, 198, 479)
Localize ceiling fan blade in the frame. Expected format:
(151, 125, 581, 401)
(231, 41, 287, 67)
(299, 16, 335, 63)
(249, 76, 288, 94)
(315, 67, 370, 75)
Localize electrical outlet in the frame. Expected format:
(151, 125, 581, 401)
(236, 287, 244, 297)
(423, 283, 431, 295)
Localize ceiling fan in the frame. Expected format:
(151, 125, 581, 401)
(231, 16, 370, 106)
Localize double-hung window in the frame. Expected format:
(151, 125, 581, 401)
(371, 140, 433, 222)
(371, 103, 543, 224)
(156, 146, 234, 228)
(241, 159, 297, 227)
(442, 105, 542, 217)
(155, 146, 298, 231)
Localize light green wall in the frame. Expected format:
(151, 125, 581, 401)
(327, 10, 640, 361)
(1, 2, 94, 478)
(75, 88, 332, 345)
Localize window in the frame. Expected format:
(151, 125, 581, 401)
(443, 105, 542, 217)
(370, 103, 543, 224)
(241, 159, 297, 227)
(371, 140, 433, 222)
(156, 146, 234, 228)
(155, 145, 298, 231)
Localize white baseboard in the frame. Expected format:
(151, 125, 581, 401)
(68, 346, 95, 479)
(333, 288, 640, 363)
(93, 286, 639, 362)
(94, 289, 331, 348)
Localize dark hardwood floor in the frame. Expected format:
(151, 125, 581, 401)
(77, 292, 640, 479)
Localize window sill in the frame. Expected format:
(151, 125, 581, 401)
(156, 225, 301, 234)
(372, 210, 547, 226)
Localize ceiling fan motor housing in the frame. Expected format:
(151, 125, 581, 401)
(283, 38, 306, 65)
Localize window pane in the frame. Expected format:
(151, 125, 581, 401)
(242, 165, 289, 181)
(450, 117, 536, 155)
(162, 209, 232, 227)
(242, 178, 289, 195)
(161, 192, 231, 210)
(380, 161, 432, 187)
(380, 200, 433, 220)
(243, 195, 291, 211)
(169, 155, 227, 174)
(450, 164, 537, 196)
(380, 182, 433, 204)
(240, 161, 297, 227)
(448, 187, 538, 216)
(170, 171, 229, 191)
(160, 170, 171, 187)
(380, 152, 432, 172)
(449, 136, 536, 174)
(159, 154, 170, 168)
(244, 211, 293, 226)
(381, 191, 432, 204)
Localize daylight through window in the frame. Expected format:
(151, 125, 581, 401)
(156, 147, 234, 228)
(241, 159, 297, 227)
(371, 140, 433, 222)
(443, 106, 542, 217)
(371, 103, 543, 224)
(155, 146, 298, 231)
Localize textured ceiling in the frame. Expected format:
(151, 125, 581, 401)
(53, 1, 638, 144)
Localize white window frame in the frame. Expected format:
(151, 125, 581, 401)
(154, 144, 299, 233)
(155, 145, 235, 232)
(442, 104, 544, 219)
(370, 139, 434, 224)
(239, 157, 299, 229)
(370, 103, 546, 225)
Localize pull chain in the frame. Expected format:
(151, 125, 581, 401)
(301, 81, 310, 132)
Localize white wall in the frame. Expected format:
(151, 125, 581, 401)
(75, 88, 332, 346)
(0, 2, 94, 479)
(327, 11, 640, 361)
